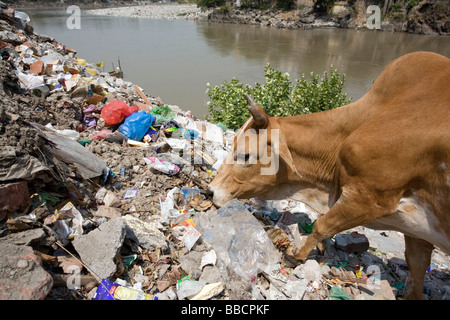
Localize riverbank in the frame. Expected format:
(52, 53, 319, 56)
(80, 1, 449, 35)
(85, 3, 209, 20)
(206, 0, 450, 35)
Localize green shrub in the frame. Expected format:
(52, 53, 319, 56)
(276, 0, 296, 10)
(196, 0, 224, 8)
(205, 64, 351, 130)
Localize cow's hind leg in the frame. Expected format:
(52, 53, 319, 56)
(288, 188, 397, 261)
(404, 235, 433, 300)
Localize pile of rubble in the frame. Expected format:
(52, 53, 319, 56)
(0, 2, 449, 301)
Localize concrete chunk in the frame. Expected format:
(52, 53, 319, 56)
(72, 218, 127, 279)
(123, 215, 167, 251)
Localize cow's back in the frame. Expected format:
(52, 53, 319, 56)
(364, 51, 450, 108)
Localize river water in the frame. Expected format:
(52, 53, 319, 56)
(24, 7, 450, 119)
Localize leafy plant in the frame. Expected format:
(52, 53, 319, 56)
(196, 0, 225, 8)
(206, 64, 351, 130)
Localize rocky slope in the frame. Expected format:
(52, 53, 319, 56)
(207, 0, 449, 35)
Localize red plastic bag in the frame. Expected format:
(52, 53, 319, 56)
(101, 100, 139, 126)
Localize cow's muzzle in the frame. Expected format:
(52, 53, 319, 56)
(208, 185, 231, 208)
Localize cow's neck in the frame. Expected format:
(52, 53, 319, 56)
(276, 101, 372, 213)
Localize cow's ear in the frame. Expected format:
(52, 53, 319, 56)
(245, 93, 268, 128)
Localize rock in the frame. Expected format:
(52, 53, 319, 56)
(178, 250, 203, 279)
(335, 232, 369, 253)
(189, 282, 225, 300)
(122, 215, 168, 251)
(0, 181, 30, 219)
(373, 279, 396, 300)
(72, 218, 127, 279)
(156, 280, 171, 292)
(363, 228, 405, 255)
(0, 243, 53, 299)
(0, 227, 46, 246)
(156, 287, 177, 300)
(93, 205, 122, 219)
(293, 259, 322, 282)
(199, 265, 223, 284)
(320, 264, 331, 277)
(29, 60, 44, 75)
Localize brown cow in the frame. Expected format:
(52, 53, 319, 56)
(209, 51, 450, 300)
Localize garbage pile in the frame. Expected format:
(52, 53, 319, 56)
(0, 3, 449, 301)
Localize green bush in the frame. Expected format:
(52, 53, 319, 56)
(205, 64, 351, 130)
(276, 0, 296, 10)
(196, 0, 224, 8)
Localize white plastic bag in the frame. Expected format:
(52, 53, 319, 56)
(195, 199, 281, 282)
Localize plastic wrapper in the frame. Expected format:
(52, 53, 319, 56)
(44, 202, 83, 244)
(118, 111, 154, 141)
(195, 199, 281, 282)
(159, 187, 182, 224)
(144, 157, 180, 175)
(93, 279, 158, 300)
(15, 70, 44, 90)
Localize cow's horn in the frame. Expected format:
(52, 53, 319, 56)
(244, 93, 267, 127)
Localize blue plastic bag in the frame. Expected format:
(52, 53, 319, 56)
(118, 111, 154, 141)
(182, 128, 199, 140)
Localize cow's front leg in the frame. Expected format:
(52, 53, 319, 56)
(288, 188, 397, 261)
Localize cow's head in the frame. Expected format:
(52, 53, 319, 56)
(209, 94, 301, 207)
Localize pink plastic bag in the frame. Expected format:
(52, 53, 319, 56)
(101, 100, 139, 125)
(92, 129, 112, 140)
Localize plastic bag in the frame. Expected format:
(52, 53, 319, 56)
(92, 129, 112, 140)
(149, 105, 175, 124)
(118, 111, 154, 141)
(181, 128, 199, 141)
(101, 100, 139, 126)
(195, 199, 281, 282)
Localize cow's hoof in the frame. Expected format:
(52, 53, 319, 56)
(283, 246, 303, 267)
